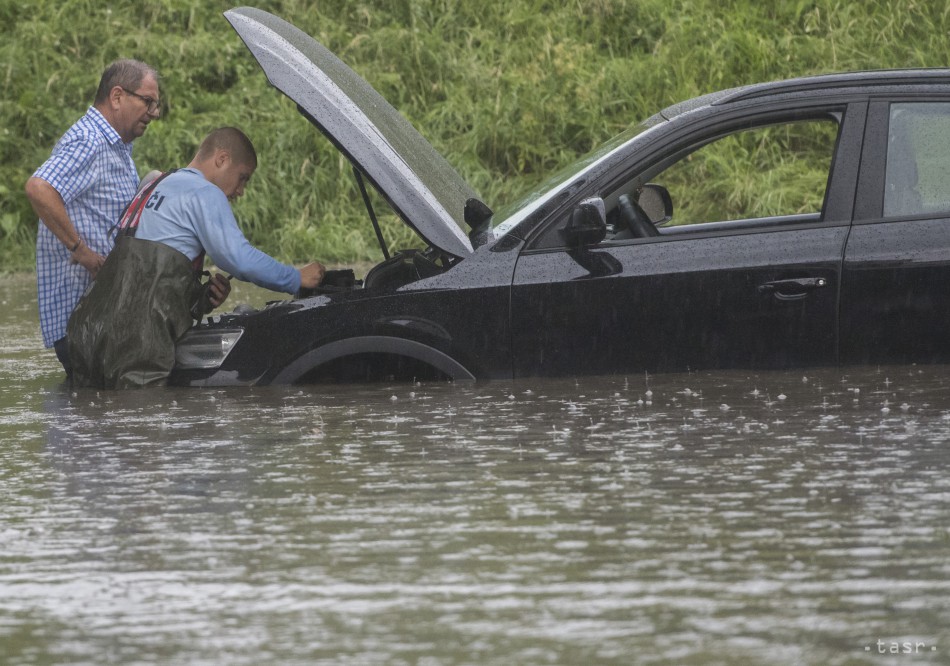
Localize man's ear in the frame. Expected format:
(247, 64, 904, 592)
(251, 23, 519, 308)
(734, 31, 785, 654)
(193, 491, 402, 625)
(108, 85, 124, 110)
(213, 149, 232, 169)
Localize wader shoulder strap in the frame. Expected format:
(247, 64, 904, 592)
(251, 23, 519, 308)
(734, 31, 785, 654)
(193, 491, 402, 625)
(192, 250, 206, 274)
(112, 169, 178, 239)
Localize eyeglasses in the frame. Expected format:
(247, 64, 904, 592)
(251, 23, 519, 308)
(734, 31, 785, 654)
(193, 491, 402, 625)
(121, 87, 161, 114)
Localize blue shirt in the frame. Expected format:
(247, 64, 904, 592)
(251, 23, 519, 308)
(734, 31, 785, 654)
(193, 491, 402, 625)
(33, 107, 138, 348)
(134, 168, 300, 294)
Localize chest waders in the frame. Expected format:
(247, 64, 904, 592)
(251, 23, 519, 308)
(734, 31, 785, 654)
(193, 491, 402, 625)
(67, 172, 207, 389)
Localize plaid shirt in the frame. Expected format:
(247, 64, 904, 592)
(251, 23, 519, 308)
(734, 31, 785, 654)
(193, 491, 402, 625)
(33, 107, 138, 347)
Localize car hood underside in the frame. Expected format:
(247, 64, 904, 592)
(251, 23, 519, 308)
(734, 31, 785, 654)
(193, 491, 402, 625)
(224, 6, 480, 258)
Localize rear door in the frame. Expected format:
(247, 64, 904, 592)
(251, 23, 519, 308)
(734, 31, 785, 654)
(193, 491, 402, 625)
(511, 102, 866, 378)
(841, 98, 950, 364)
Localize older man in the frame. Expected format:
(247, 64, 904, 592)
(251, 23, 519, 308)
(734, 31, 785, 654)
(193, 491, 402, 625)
(25, 59, 161, 376)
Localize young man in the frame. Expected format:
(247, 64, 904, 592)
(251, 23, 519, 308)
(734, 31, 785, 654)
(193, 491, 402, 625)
(67, 127, 325, 389)
(26, 59, 161, 376)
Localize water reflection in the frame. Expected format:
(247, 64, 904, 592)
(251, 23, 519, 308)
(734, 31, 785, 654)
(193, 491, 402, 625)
(1, 274, 949, 665)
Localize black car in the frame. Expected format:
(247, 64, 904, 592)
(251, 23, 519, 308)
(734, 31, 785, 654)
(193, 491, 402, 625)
(171, 6, 950, 386)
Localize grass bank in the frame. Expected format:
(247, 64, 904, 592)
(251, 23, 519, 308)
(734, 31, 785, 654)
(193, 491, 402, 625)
(2, 0, 948, 271)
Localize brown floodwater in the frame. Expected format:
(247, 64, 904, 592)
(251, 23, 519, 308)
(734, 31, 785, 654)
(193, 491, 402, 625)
(1, 273, 948, 665)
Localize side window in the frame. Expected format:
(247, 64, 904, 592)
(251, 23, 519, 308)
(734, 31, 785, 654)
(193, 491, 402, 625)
(602, 116, 840, 241)
(884, 103, 950, 217)
(656, 119, 838, 225)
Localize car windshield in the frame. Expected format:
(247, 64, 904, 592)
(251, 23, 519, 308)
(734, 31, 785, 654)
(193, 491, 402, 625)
(491, 118, 663, 238)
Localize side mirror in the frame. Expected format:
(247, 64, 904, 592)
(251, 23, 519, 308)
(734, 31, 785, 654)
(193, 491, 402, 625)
(465, 197, 494, 249)
(638, 184, 673, 225)
(562, 197, 607, 247)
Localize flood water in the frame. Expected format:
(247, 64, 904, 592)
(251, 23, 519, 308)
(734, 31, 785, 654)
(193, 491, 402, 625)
(1, 272, 949, 665)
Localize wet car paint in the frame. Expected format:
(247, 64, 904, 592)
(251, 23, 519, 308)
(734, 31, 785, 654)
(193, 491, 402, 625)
(171, 8, 950, 386)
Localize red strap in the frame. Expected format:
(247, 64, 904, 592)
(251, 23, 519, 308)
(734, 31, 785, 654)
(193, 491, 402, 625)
(114, 169, 206, 274)
(114, 170, 176, 237)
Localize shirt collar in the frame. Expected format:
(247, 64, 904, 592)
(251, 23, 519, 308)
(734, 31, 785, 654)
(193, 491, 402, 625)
(180, 167, 207, 180)
(86, 106, 126, 146)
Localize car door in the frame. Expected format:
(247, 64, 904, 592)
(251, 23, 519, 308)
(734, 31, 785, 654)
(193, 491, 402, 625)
(841, 98, 950, 365)
(510, 102, 866, 378)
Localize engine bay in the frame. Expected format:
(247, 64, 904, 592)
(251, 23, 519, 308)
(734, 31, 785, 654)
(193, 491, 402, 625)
(295, 245, 456, 299)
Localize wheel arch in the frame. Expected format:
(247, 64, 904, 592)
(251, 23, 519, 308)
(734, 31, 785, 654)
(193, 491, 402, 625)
(270, 335, 476, 384)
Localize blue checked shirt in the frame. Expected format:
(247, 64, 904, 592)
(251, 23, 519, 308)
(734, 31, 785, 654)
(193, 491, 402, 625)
(33, 107, 138, 348)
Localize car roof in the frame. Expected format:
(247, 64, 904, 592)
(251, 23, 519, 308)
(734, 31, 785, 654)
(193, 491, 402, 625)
(659, 69, 950, 121)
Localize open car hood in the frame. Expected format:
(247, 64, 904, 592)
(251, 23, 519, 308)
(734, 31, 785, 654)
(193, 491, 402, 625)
(225, 7, 477, 258)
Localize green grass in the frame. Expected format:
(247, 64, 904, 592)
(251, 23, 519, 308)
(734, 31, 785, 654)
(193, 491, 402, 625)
(2, 0, 950, 270)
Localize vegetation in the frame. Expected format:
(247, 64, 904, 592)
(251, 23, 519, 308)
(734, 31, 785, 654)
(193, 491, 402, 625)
(2, 0, 949, 270)
(661, 119, 839, 225)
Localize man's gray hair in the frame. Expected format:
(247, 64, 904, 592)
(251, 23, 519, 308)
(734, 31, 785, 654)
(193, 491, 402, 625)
(94, 59, 159, 104)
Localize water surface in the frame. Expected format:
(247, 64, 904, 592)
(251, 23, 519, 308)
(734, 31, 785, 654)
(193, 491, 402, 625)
(1, 274, 948, 665)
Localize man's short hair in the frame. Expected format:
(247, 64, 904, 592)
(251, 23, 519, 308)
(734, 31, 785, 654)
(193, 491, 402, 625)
(94, 59, 159, 104)
(196, 127, 258, 168)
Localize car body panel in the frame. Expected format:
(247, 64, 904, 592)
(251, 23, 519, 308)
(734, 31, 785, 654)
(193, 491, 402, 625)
(512, 226, 846, 376)
(842, 219, 950, 365)
(178, 285, 514, 386)
(172, 239, 523, 386)
(841, 97, 950, 364)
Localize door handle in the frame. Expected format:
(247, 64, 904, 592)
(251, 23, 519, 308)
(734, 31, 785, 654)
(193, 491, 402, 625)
(758, 277, 829, 300)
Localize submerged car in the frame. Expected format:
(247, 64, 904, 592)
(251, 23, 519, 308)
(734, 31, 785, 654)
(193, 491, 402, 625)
(171, 6, 950, 386)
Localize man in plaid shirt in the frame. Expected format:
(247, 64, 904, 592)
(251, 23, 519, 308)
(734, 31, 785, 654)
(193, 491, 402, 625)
(25, 59, 160, 377)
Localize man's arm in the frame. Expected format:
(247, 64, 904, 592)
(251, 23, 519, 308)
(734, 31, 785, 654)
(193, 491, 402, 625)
(190, 190, 314, 294)
(25, 177, 105, 277)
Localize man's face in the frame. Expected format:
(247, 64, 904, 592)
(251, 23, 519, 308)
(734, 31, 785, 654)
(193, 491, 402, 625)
(115, 74, 161, 143)
(216, 155, 255, 201)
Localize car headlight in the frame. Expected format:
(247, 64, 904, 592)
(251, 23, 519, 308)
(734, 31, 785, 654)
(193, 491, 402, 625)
(175, 328, 244, 369)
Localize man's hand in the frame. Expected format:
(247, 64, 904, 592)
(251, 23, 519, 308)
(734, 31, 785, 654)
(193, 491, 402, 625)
(299, 262, 326, 290)
(71, 242, 106, 278)
(207, 273, 232, 308)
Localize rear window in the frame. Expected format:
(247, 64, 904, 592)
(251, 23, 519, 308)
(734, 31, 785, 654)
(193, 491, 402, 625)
(884, 102, 950, 217)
